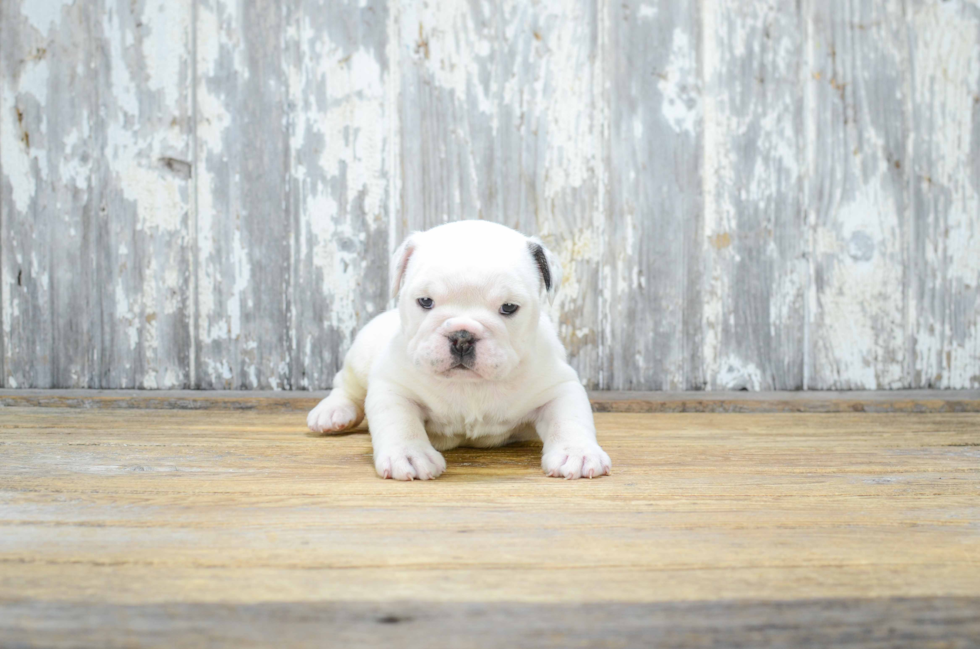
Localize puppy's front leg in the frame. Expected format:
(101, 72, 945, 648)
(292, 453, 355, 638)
(536, 382, 611, 479)
(365, 382, 446, 481)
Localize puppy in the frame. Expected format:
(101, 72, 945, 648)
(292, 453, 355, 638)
(307, 221, 611, 481)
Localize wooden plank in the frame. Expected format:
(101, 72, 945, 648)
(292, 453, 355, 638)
(1, 0, 94, 389)
(702, 0, 806, 391)
(908, 0, 980, 389)
(605, 1, 703, 390)
(98, 0, 195, 389)
(0, 408, 978, 628)
(2, 388, 979, 412)
(284, 0, 391, 390)
(0, 1, 194, 390)
(2, 0, 979, 394)
(396, 0, 605, 387)
(3, 597, 979, 649)
(194, 0, 290, 389)
(806, 1, 911, 389)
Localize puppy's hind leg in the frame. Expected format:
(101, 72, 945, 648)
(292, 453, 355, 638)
(307, 362, 366, 434)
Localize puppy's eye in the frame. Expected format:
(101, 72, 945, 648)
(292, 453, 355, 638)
(417, 297, 434, 310)
(499, 303, 519, 316)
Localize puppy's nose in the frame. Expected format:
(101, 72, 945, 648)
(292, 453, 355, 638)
(448, 330, 476, 356)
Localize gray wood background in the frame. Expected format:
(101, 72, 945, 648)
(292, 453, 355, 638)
(2, 0, 978, 391)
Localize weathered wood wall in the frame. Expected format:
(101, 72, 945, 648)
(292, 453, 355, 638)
(2, 0, 978, 391)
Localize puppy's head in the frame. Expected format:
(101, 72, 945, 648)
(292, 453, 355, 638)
(390, 221, 562, 382)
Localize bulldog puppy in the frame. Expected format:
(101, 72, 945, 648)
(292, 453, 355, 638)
(307, 221, 611, 481)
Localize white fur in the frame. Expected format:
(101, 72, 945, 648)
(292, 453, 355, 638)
(307, 221, 611, 481)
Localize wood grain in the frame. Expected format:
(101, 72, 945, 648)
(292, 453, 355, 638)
(1, 407, 978, 645)
(703, 0, 806, 391)
(908, 0, 980, 389)
(605, 1, 703, 390)
(397, 0, 605, 386)
(1, 0, 195, 389)
(2, 0, 979, 391)
(806, 0, 911, 389)
(4, 598, 980, 648)
(194, 0, 291, 389)
(285, 0, 391, 390)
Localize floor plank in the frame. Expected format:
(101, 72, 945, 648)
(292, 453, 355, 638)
(1, 407, 978, 646)
(3, 598, 979, 649)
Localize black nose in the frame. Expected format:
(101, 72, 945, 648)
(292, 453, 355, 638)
(448, 330, 476, 356)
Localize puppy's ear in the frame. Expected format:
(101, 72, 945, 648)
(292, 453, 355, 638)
(390, 234, 418, 299)
(527, 237, 563, 305)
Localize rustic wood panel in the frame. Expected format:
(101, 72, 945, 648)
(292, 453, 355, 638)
(2, 0, 979, 390)
(0, 0, 193, 390)
(195, 0, 291, 389)
(397, 0, 605, 387)
(99, 0, 195, 389)
(4, 597, 980, 649)
(0, 0, 94, 389)
(605, 1, 703, 390)
(908, 0, 980, 389)
(1, 407, 979, 644)
(702, 0, 807, 391)
(284, 0, 391, 390)
(806, 0, 912, 389)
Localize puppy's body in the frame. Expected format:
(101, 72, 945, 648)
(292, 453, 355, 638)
(308, 221, 611, 480)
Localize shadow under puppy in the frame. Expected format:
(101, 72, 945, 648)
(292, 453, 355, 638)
(308, 221, 611, 481)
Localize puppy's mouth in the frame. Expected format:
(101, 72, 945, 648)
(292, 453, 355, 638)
(443, 358, 480, 377)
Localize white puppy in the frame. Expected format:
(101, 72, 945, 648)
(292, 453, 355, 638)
(307, 221, 611, 481)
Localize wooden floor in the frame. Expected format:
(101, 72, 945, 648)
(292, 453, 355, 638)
(1, 404, 979, 647)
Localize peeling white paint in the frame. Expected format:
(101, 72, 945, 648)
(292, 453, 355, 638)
(115, 280, 139, 352)
(715, 357, 763, 391)
(658, 28, 700, 135)
(637, 5, 657, 20)
(1, 83, 36, 214)
(817, 177, 907, 388)
(195, 0, 236, 349)
(225, 226, 250, 341)
(315, 49, 386, 221)
(3, 0, 980, 391)
(701, 0, 730, 388)
(140, 0, 188, 112)
(21, 0, 72, 34)
(536, 1, 596, 200)
(909, 1, 980, 388)
(402, 1, 493, 115)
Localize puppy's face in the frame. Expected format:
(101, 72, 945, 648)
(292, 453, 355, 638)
(391, 222, 561, 382)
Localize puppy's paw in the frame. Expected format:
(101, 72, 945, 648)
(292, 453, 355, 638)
(307, 397, 362, 433)
(542, 443, 612, 479)
(374, 442, 447, 481)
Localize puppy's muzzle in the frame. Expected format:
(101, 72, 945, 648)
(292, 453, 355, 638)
(447, 330, 477, 364)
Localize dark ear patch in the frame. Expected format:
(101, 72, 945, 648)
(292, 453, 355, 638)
(528, 242, 552, 292)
